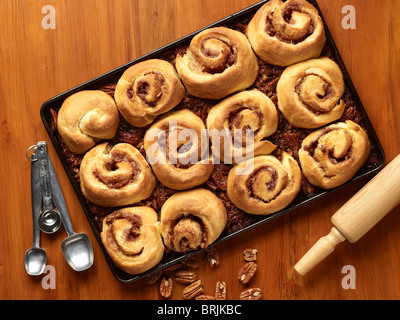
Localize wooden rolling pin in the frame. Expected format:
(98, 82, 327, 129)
(294, 154, 400, 276)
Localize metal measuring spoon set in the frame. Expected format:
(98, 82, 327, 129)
(24, 141, 94, 276)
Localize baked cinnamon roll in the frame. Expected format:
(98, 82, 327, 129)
(206, 90, 278, 163)
(276, 57, 346, 129)
(80, 143, 156, 207)
(227, 153, 302, 215)
(160, 189, 227, 253)
(101, 207, 164, 275)
(175, 27, 259, 100)
(114, 59, 185, 127)
(246, 0, 326, 66)
(299, 120, 370, 189)
(144, 109, 214, 190)
(57, 90, 120, 154)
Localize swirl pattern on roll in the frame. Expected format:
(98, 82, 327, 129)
(299, 120, 370, 189)
(144, 109, 214, 190)
(207, 90, 278, 163)
(246, 0, 326, 66)
(227, 153, 302, 215)
(101, 207, 164, 275)
(114, 59, 185, 127)
(57, 90, 120, 154)
(277, 57, 346, 129)
(80, 143, 156, 207)
(160, 189, 227, 253)
(175, 27, 259, 100)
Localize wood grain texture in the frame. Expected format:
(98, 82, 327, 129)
(0, 0, 399, 300)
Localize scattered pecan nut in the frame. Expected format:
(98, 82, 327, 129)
(163, 262, 183, 273)
(206, 247, 220, 267)
(182, 280, 203, 300)
(195, 295, 216, 300)
(215, 281, 227, 300)
(238, 262, 257, 284)
(239, 288, 262, 300)
(145, 270, 162, 285)
(181, 256, 199, 269)
(175, 270, 198, 284)
(243, 249, 257, 262)
(160, 277, 173, 299)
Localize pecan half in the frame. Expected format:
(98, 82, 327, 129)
(206, 247, 220, 267)
(98, 83, 116, 97)
(239, 288, 262, 300)
(160, 277, 173, 298)
(182, 280, 203, 300)
(146, 270, 162, 285)
(215, 281, 227, 300)
(181, 256, 199, 269)
(163, 262, 183, 273)
(243, 249, 258, 262)
(238, 262, 257, 284)
(175, 270, 198, 284)
(195, 295, 216, 300)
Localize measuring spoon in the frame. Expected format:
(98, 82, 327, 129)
(36, 143, 61, 234)
(47, 153, 94, 271)
(24, 149, 47, 276)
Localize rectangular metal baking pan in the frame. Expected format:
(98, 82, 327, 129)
(40, 0, 385, 283)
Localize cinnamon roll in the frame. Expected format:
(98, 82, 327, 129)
(57, 90, 120, 154)
(101, 207, 164, 275)
(175, 27, 259, 100)
(80, 143, 156, 207)
(144, 109, 214, 190)
(276, 57, 346, 129)
(227, 153, 302, 215)
(160, 189, 227, 253)
(114, 59, 185, 127)
(207, 90, 278, 163)
(299, 120, 370, 189)
(246, 0, 326, 66)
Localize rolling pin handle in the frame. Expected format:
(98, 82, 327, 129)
(294, 227, 346, 276)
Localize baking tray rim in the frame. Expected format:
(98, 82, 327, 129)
(40, 0, 385, 283)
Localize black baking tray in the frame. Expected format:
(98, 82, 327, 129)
(40, 0, 385, 283)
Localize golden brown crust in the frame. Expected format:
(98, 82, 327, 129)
(100, 207, 164, 275)
(160, 189, 227, 252)
(299, 120, 370, 189)
(227, 153, 302, 215)
(246, 0, 326, 67)
(175, 27, 259, 100)
(79, 143, 156, 207)
(143, 109, 214, 190)
(114, 59, 185, 127)
(57, 90, 120, 154)
(206, 90, 278, 163)
(276, 57, 346, 129)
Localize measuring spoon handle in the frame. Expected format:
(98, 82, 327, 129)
(31, 149, 42, 248)
(47, 154, 75, 236)
(36, 142, 54, 213)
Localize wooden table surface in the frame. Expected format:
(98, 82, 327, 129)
(1, 0, 400, 301)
